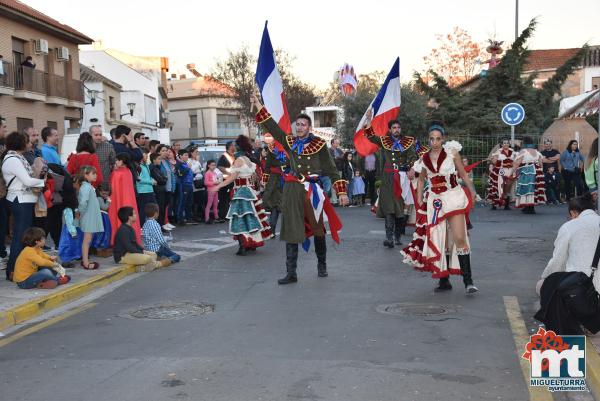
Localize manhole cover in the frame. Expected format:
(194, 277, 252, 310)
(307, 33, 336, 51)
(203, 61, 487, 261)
(124, 302, 214, 320)
(499, 236, 545, 243)
(376, 303, 454, 316)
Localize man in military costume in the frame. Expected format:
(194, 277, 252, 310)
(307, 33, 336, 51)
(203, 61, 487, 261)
(251, 94, 349, 285)
(261, 137, 285, 235)
(363, 111, 417, 248)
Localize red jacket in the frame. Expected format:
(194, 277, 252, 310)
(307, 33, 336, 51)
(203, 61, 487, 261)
(67, 153, 103, 188)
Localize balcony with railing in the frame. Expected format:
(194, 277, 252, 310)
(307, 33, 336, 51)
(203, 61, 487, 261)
(46, 73, 68, 105)
(67, 79, 84, 106)
(0, 61, 14, 95)
(14, 66, 46, 101)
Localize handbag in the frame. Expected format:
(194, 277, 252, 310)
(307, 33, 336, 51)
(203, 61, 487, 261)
(557, 233, 600, 318)
(193, 177, 204, 189)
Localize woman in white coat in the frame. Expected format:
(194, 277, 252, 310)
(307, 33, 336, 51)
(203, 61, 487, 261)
(1, 131, 45, 280)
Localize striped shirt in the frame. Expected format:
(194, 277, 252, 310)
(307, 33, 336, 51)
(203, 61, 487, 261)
(142, 218, 167, 252)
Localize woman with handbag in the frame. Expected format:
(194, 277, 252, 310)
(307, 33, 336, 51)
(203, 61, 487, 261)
(1, 132, 46, 281)
(535, 193, 600, 334)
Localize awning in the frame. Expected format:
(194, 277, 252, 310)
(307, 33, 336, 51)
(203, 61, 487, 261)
(558, 89, 600, 118)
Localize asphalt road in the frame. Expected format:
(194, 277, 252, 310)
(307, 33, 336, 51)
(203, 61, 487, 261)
(0, 203, 570, 401)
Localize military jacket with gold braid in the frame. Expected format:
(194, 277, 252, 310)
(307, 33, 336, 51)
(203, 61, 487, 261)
(364, 126, 418, 170)
(256, 107, 347, 195)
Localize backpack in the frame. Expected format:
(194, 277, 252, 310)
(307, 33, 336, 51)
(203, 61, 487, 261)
(0, 155, 18, 199)
(47, 163, 73, 205)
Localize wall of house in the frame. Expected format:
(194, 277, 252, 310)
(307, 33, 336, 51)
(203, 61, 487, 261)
(584, 67, 600, 91)
(79, 51, 160, 125)
(0, 96, 80, 138)
(0, 14, 81, 79)
(167, 96, 251, 144)
(0, 14, 84, 144)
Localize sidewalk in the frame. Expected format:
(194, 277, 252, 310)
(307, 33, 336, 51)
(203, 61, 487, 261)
(0, 255, 138, 332)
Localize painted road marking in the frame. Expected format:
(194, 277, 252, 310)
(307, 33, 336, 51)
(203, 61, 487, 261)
(503, 296, 552, 401)
(0, 303, 97, 348)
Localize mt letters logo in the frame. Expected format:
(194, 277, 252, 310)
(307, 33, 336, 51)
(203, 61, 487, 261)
(522, 327, 587, 392)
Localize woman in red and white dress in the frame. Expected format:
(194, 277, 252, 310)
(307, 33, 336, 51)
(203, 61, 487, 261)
(486, 138, 516, 210)
(401, 124, 479, 294)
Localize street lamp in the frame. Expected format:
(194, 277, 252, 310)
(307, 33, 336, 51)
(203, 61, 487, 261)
(85, 89, 99, 106)
(121, 102, 136, 118)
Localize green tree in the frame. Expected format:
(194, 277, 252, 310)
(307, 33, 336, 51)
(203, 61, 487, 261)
(414, 18, 587, 137)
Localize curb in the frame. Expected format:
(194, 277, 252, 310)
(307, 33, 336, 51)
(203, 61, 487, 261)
(587, 338, 600, 399)
(0, 264, 138, 332)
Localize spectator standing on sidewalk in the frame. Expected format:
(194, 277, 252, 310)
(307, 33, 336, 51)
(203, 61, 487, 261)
(176, 149, 194, 225)
(90, 125, 115, 184)
(0, 115, 8, 260)
(134, 132, 147, 149)
(22, 127, 41, 165)
(190, 147, 205, 221)
(77, 166, 103, 270)
(111, 125, 142, 164)
(217, 142, 235, 221)
(135, 148, 157, 226)
(203, 160, 219, 224)
(560, 140, 585, 201)
(40, 127, 61, 165)
(109, 153, 142, 246)
(340, 152, 355, 205)
(149, 152, 168, 229)
(157, 145, 176, 230)
(1, 131, 45, 280)
(361, 153, 378, 205)
(66, 132, 103, 188)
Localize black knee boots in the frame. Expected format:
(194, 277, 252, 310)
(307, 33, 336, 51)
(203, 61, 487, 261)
(458, 253, 478, 294)
(314, 236, 328, 277)
(278, 243, 299, 285)
(394, 216, 407, 245)
(384, 215, 395, 248)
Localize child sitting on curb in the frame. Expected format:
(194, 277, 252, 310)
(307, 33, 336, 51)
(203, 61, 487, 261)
(14, 227, 71, 289)
(113, 206, 171, 270)
(142, 203, 181, 263)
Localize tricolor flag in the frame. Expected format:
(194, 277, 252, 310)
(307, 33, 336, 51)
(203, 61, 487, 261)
(353, 58, 401, 156)
(255, 21, 292, 133)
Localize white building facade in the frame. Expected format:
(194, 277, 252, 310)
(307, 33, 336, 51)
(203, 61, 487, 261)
(79, 50, 161, 139)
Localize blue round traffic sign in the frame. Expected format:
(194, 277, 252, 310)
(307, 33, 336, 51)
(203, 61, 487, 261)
(501, 103, 525, 126)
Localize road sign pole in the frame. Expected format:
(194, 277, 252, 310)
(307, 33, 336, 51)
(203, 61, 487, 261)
(511, 125, 515, 146)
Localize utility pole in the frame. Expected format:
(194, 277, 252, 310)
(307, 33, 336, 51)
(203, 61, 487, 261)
(515, 0, 519, 41)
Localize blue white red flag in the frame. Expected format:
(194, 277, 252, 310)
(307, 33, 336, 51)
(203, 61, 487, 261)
(255, 21, 292, 133)
(353, 58, 401, 156)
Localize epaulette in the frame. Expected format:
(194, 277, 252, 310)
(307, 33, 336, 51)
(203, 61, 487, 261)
(417, 144, 430, 158)
(285, 135, 326, 155)
(380, 135, 416, 152)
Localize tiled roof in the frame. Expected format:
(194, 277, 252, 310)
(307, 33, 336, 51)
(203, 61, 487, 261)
(168, 76, 236, 99)
(523, 48, 580, 71)
(0, 0, 93, 44)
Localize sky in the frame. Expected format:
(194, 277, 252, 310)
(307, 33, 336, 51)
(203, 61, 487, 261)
(22, 0, 600, 89)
